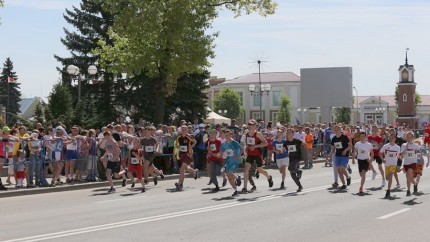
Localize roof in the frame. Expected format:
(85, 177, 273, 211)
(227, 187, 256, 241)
(218, 72, 300, 85)
(19, 98, 35, 114)
(354, 95, 430, 108)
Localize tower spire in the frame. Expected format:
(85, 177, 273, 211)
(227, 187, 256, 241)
(405, 47, 409, 66)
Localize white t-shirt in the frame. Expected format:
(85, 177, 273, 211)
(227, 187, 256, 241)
(397, 130, 405, 139)
(380, 143, 401, 166)
(294, 131, 305, 143)
(66, 136, 78, 150)
(401, 143, 420, 165)
(354, 141, 373, 160)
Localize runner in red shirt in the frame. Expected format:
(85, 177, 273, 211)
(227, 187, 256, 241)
(423, 124, 430, 148)
(207, 131, 223, 191)
(368, 125, 385, 187)
(242, 120, 273, 193)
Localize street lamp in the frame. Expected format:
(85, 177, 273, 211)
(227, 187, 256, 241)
(218, 110, 227, 116)
(375, 97, 386, 125)
(67, 64, 101, 102)
(353, 86, 359, 124)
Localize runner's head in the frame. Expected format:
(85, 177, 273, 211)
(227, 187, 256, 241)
(247, 120, 256, 131)
(388, 133, 396, 143)
(405, 131, 414, 142)
(286, 128, 294, 139)
(371, 125, 379, 135)
(224, 129, 233, 141)
(209, 130, 217, 140)
(71, 126, 79, 134)
(359, 132, 367, 142)
(333, 125, 342, 135)
(181, 125, 188, 135)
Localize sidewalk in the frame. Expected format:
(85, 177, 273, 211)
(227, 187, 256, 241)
(0, 158, 326, 198)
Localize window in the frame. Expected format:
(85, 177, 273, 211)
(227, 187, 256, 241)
(238, 92, 243, 105)
(272, 91, 281, 106)
(272, 112, 279, 124)
(252, 111, 262, 120)
(403, 94, 407, 102)
(253, 94, 261, 107)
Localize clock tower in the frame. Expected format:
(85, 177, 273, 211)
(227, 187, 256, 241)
(396, 50, 418, 129)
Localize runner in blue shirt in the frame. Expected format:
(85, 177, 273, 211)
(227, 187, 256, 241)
(272, 129, 288, 189)
(220, 129, 243, 197)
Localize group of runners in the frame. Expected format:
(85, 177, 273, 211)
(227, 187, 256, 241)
(0, 120, 428, 198)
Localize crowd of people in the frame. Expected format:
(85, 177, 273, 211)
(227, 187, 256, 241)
(0, 119, 429, 198)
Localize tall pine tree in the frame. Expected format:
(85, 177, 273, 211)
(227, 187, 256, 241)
(0, 58, 22, 125)
(54, 0, 118, 126)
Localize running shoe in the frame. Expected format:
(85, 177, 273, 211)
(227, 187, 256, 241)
(359, 187, 363, 193)
(241, 188, 248, 194)
(0, 184, 7, 190)
(268, 175, 274, 188)
(160, 171, 165, 180)
(414, 185, 418, 194)
(332, 182, 338, 188)
(108, 187, 115, 194)
(347, 166, 352, 174)
(122, 179, 127, 187)
(339, 185, 347, 190)
(175, 182, 180, 190)
(144, 179, 148, 184)
(236, 176, 242, 187)
(280, 181, 285, 190)
(194, 169, 199, 180)
(141, 187, 146, 193)
(297, 170, 303, 180)
(395, 184, 400, 189)
(297, 186, 303, 192)
(255, 170, 260, 179)
(406, 190, 411, 196)
(346, 177, 351, 186)
(385, 190, 390, 198)
(212, 186, 220, 193)
(372, 171, 377, 180)
(232, 191, 239, 197)
(250, 185, 257, 191)
(222, 178, 227, 187)
(381, 180, 386, 187)
(154, 176, 158, 185)
(131, 182, 135, 188)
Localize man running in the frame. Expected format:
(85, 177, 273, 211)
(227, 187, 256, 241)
(174, 126, 198, 191)
(220, 129, 242, 197)
(379, 133, 401, 198)
(284, 128, 304, 192)
(242, 120, 273, 193)
(368, 125, 384, 186)
(101, 131, 127, 194)
(331, 125, 352, 190)
(126, 138, 146, 192)
(140, 127, 163, 185)
(273, 128, 289, 189)
(352, 132, 374, 193)
(207, 131, 223, 191)
(400, 131, 421, 196)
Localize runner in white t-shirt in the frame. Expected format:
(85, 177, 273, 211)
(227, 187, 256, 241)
(352, 132, 374, 193)
(400, 132, 421, 196)
(379, 134, 401, 198)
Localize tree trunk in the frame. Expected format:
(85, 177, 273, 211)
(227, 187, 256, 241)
(153, 73, 167, 125)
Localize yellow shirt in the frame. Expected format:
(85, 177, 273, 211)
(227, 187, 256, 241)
(13, 133, 31, 155)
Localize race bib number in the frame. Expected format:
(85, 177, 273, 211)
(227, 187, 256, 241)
(287, 145, 297, 152)
(131, 158, 139, 165)
(387, 151, 396, 158)
(180, 145, 187, 152)
(406, 151, 415, 158)
(145, 146, 154, 153)
(275, 144, 283, 151)
(334, 142, 342, 149)
(210, 144, 217, 151)
(107, 153, 113, 160)
(225, 149, 234, 157)
(360, 150, 366, 154)
(372, 143, 378, 149)
(247, 137, 255, 145)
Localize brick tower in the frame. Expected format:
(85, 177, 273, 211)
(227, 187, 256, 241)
(396, 51, 418, 129)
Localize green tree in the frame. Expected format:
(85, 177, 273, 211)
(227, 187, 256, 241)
(54, 0, 119, 126)
(278, 95, 292, 124)
(47, 82, 74, 128)
(0, 58, 22, 125)
(34, 102, 44, 124)
(95, 0, 278, 123)
(334, 107, 351, 124)
(213, 88, 243, 119)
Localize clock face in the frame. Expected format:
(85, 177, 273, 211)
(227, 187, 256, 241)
(402, 72, 409, 80)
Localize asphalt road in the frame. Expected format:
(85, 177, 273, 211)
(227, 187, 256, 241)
(1, 162, 430, 242)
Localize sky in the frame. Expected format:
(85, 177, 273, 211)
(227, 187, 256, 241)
(0, 0, 430, 101)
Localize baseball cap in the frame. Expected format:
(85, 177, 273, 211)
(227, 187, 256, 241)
(247, 120, 256, 125)
(199, 123, 205, 128)
(2, 126, 11, 132)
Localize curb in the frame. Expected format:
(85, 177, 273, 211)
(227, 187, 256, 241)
(1, 158, 327, 198)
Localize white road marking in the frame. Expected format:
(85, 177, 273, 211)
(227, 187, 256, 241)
(95, 195, 145, 204)
(377, 208, 411, 220)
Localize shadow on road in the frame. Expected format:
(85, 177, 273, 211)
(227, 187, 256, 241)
(328, 189, 348, 194)
(379, 196, 401, 201)
(391, 187, 404, 193)
(402, 198, 423, 206)
(92, 188, 110, 192)
(201, 188, 229, 194)
(413, 192, 428, 197)
(366, 187, 383, 191)
(352, 192, 372, 196)
(212, 196, 236, 201)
